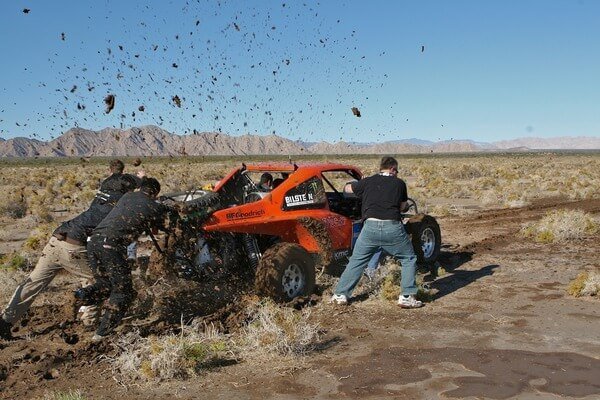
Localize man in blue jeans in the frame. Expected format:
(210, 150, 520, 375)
(331, 156, 422, 308)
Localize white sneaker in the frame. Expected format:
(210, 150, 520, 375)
(330, 294, 348, 305)
(78, 306, 99, 327)
(398, 294, 423, 309)
(91, 333, 108, 342)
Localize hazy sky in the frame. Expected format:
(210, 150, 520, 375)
(1, 0, 599, 143)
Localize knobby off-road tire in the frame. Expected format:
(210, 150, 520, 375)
(169, 191, 224, 222)
(162, 189, 209, 201)
(181, 191, 221, 211)
(406, 214, 441, 264)
(255, 243, 316, 302)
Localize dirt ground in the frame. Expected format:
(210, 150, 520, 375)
(1, 197, 599, 399)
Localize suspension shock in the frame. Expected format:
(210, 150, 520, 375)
(243, 234, 261, 269)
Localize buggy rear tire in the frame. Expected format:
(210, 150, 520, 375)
(162, 189, 211, 203)
(162, 189, 221, 209)
(255, 243, 316, 302)
(161, 190, 222, 222)
(182, 191, 221, 209)
(406, 214, 441, 264)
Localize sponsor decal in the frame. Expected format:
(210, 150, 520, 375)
(225, 209, 265, 220)
(284, 193, 315, 207)
(333, 249, 350, 261)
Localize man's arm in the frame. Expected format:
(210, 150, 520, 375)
(149, 203, 176, 234)
(345, 179, 365, 195)
(399, 179, 409, 212)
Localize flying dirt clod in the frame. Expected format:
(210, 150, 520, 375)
(104, 94, 115, 114)
(172, 95, 182, 108)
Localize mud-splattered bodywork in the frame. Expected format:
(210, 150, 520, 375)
(203, 162, 363, 256)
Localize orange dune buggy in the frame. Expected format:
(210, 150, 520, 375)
(159, 162, 441, 301)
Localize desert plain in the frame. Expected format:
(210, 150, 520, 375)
(0, 152, 599, 400)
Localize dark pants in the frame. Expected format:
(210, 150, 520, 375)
(87, 235, 134, 336)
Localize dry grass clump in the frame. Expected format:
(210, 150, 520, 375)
(240, 299, 321, 359)
(521, 209, 599, 243)
(0, 252, 29, 271)
(111, 322, 233, 383)
(23, 223, 56, 251)
(379, 263, 402, 301)
(568, 270, 600, 298)
(43, 390, 86, 400)
(374, 259, 432, 302)
(429, 204, 453, 217)
(110, 300, 322, 383)
(0, 191, 27, 219)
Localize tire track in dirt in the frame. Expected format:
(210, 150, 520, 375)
(448, 198, 600, 254)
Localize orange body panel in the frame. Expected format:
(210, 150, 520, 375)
(203, 163, 362, 253)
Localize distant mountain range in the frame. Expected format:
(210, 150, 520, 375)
(0, 126, 598, 157)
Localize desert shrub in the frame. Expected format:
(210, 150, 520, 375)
(568, 272, 588, 297)
(22, 223, 56, 251)
(475, 176, 498, 190)
(379, 269, 432, 302)
(43, 390, 86, 400)
(33, 207, 54, 223)
(0, 191, 27, 219)
(240, 299, 321, 359)
(111, 322, 233, 383)
(0, 252, 29, 271)
(446, 163, 483, 180)
(379, 265, 402, 301)
(372, 259, 433, 303)
(568, 270, 600, 298)
(28, 190, 55, 222)
(521, 209, 599, 243)
(416, 287, 435, 302)
(430, 204, 453, 217)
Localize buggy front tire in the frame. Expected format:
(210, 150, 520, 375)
(255, 243, 316, 302)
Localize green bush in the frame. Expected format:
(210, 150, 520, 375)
(0, 253, 29, 271)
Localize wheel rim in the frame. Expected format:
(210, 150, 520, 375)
(281, 263, 305, 298)
(421, 228, 436, 259)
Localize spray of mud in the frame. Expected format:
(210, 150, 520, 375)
(297, 217, 333, 270)
(131, 223, 257, 332)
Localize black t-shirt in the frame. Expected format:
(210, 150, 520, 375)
(351, 174, 408, 221)
(94, 173, 141, 205)
(53, 173, 141, 243)
(93, 191, 167, 245)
